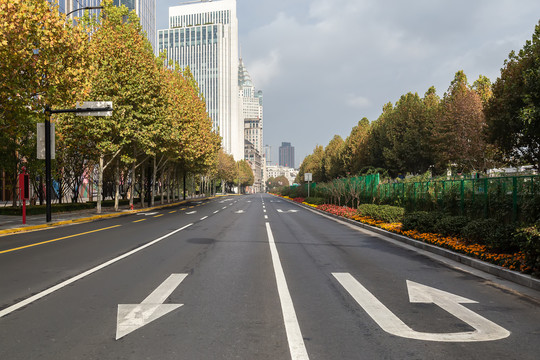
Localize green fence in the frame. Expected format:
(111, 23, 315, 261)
(287, 174, 539, 224)
(376, 175, 539, 223)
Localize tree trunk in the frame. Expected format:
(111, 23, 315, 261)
(97, 155, 104, 214)
(160, 169, 164, 205)
(140, 164, 145, 208)
(166, 168, 171, 203)
(151, 156, 156, 207)
(183, 170, 187, 200)
(114, 158, 120, 211)
(130, 160, 135, 209)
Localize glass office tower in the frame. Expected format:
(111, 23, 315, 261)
(157, 0, 243, 160)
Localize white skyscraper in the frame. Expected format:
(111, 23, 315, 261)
(157, 0, 243, 160)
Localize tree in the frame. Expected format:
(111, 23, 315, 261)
(485, 21, 540, 169)
(216, 149, 236, 192)
(296, 145, 325, 183)
(472, 75, 493, 105)
(0, 0, 88, 204)
(323, 135, 345, 180)
(236, 160, 254, 193)
(267, 176, 289, 190)
(433, 70, 490, 173)
(57, 0, 167, 212)
(342, 117, 371, 175)
(379, 91, 437, 176)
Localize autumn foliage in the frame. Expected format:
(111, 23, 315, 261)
(1, 0, 225, 208)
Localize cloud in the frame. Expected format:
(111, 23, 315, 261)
(346, 94, 371, 109)
(249, 49, 281, 89)
(235, 0, 540, 166)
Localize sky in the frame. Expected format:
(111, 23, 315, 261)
(156, 0, 540, 168)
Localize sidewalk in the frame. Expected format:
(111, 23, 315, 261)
(0, 197, 205, 236)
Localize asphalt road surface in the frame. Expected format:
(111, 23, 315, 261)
(0, 194, 539, 359)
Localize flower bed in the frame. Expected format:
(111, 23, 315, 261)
(270, 194, 530, 274)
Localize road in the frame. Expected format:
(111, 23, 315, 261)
(0, 194, 538, 359)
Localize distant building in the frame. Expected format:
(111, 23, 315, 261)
(58, 1, 157, 52)
(244, 140, 262, 193)
(264, 145, 273, 166)
(157, 0, 243, 160)
(239, 59, 263, 154)
(279, 142, 295, 168)
(266, 165, 298, 187)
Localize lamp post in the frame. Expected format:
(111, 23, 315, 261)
(65, 6, 103, 19)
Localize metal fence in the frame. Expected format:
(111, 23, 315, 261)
(295, 174, 539, 223)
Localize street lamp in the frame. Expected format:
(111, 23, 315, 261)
(65, 6, 103, 19)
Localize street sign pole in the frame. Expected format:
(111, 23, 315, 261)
(42, 102, 113, 222)
(44, 106, 52, 222)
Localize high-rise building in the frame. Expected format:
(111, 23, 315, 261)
(239, 58, 263, 192)
(58, 1, 156, 52)
(157, 0, 243, 160)
(239, 58, 263, 155)
(279, 142, 295, 168)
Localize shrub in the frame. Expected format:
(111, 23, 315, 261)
(357, 204, 405, 223)
(462, 219, 497, 245)
(402, 211, 440, 233)
(304, 197, 326, 205)
(515, 223, 540, 276)
(435, 215, 469, 237)
(462, 218, 517, 252)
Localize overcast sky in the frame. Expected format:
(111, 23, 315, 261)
(157, 0, 540, 168)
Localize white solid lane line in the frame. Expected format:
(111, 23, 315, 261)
(265, 223, 310, 360)
(0, 224, 193, 319)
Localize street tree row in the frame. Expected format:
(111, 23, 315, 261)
(0, 0, 251, 208)
(297, 20, 540, 183)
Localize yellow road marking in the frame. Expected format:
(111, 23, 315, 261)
(0, 225, 122, 255)
(133, 219, 147, 223)
(153, 214, 164, 218)
(169, 210, 177, 213)
(180, 208, 187, 210)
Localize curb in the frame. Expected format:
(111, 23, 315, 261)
(0, 196, 215, 237)
(276, 196, 540, 292)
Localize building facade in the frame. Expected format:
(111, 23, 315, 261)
(58, 0, 156, 51)
(157, 0, 243, 160)
(279, 142, 295, 168)
(265, 165, 298, 187)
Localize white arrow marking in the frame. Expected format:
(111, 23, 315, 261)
(277, 209, 299, 213)
(137, 212, 158, 216)
(186, 211, 197, 215)
(116, 273, 187, 340)
(332, 273, 510, 342)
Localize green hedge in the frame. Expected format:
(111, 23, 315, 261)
(0, 202, 95, 216)
(304, 197, 326, 205)
(357, 204, 405, 223)
(515, 223, 540, 276)
(402, 211, 440, 233)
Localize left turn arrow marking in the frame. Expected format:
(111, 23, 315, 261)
(116, 273, 187, 340)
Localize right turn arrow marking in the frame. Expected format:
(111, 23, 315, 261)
(332, 273, 510, 342)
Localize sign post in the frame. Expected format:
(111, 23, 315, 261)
(304, 173, 312, 198)
(42, 102, 113, 222)
(19, 167, 29, 224)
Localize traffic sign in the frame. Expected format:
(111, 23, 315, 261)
(37, 122, 55, 159)
(76, 101, 113, 116)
